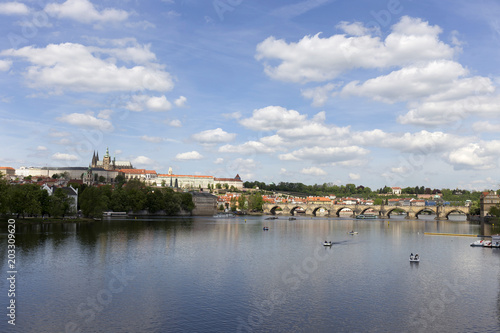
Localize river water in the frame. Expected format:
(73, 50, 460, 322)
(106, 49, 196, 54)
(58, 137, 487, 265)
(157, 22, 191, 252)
(1, 215, 499, 333)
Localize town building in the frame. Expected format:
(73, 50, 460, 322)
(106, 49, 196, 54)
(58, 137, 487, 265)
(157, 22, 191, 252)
(0, 167, 15, 178)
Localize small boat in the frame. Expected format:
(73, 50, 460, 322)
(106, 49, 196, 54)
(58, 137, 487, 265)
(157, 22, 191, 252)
(265, 216, 278, 220)
(356, 214, 377, 219)
(289, 217, 296, 221)
(409, 254, 420, 262)
(263, 227, 269, 231)
(470, 240, 485, 247)
(323, 241, 332, 246)
(483, 240, 492, 247)
(347, 231, 358, 235)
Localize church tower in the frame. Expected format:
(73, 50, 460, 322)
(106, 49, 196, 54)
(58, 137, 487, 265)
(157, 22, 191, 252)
(103, 147, 112, 170)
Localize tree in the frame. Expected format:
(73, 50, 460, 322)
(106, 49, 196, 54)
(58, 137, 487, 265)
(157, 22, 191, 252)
(0, 175, 10, 214)
(79, 187, 109, 217)
(248, 193, 264, 211)
(8, 184, 42, 218)
(49, 188, 72, 217)
(238, 194, 246, 210)
(109, 187, 130, 212)
(216, 183, 222, 189)
(230, 197, 237, 211)
(115, 174, 125, 184)
(98, 175, 106, 183)
(52, 173, 60, 179)
(146, 190, 164, 213)
(180, 193, 195, 212)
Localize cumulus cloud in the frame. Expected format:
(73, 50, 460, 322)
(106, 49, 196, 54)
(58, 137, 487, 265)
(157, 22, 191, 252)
(219, 141, 279, 154)
(256, 16, 454, 83)
(52, 152, 78, 161)
(167, 119, 182, 127)
(349, 173, 360, 180)
(280, 146, 369, 163)
(37, 146, 48, 151)
(132, 156, 154, 165)
(174, 96, 187, 107)
(126, 95, 172, 112)
(302, 83, 338, 107)
(239, 106, 307, 131)
(176, 151, 203, 160)
(192, 128, 236, 144)
(1, 42, 174, 93)
(214, 158, 224, 164)
(0, 2, 30, 15)
(301, 167, 327, 176)
(0, 60, 12, 71)
(57, 112, 114, 131)
(45, 0, 129, 24)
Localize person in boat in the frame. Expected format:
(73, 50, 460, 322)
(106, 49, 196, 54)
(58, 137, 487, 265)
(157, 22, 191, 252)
(415, 254, 419, 260)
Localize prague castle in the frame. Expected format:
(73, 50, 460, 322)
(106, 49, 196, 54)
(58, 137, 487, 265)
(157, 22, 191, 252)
(11, 147, 243, 190)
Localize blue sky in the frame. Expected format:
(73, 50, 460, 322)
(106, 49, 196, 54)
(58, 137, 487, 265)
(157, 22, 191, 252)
(1, 0, 500, 190)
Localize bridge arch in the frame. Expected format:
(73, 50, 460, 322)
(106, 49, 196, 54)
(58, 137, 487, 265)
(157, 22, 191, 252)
(290, 205, 307, 216)
(310, 206, 329, 216)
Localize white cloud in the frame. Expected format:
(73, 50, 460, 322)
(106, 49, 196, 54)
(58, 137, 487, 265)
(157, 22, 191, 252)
(146, 95, 172, 111)
(219, 141, 279, 154)
(279, 146, 369, 163)
(223, 112, 242, 119)
(45, 0, 129, 24)
(97, 109, 113, 119)
(445, 143, 495, 170)
(301, 167, 327, 176)
(301, 83, 338, 107)
(239, 106, 307, 131)
(52, 152, 78, 161)
(214, 158, 224, 164)
(349, 173, 360, 180)
(472, 121, 500, 133)
(49, 129, 70, 137)
(57, 112, 114, 131)
(167, 119, 182, 127)
(192, 128, 236, 144)
(176, 151, 203, 160)
(174, 95, 187, 107)
(141, 135, 163, 143)
(0, 2, 30, 15)
(2, 43, 174, 93)
(126, 95, 173, 112)
(256, 16, 454, 83)
(37, 146, 47, 151)
(132, 156, 154, 165)
(0, 60, 12, 71)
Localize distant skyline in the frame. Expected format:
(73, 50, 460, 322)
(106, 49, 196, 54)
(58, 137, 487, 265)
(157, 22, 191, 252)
(1, 0, 500, 190)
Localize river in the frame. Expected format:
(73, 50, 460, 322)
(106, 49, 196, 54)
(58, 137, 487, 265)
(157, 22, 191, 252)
(1, 215, 499, 332)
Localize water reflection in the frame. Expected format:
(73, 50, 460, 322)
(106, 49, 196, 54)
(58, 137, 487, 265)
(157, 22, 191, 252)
(1, 216, 499, 333)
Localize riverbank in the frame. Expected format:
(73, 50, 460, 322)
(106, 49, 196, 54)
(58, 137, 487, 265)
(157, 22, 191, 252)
(0, 216, 96, 224)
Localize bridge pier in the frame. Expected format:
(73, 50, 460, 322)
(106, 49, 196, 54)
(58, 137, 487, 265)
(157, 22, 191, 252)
(405, 211, 417, 219)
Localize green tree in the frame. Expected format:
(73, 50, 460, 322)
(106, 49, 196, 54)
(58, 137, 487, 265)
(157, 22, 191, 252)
(146, 190, 164, 213)
(9, 184, 42, 218)
(0, 175, 10, 214)
(179, 193, 195, 212)
(98, 175, 106, 183)
(238, 194, 246, 210)
(79, 187, 109, 218)
(109, 187, 130, 212)
(49, 188, 72, 217)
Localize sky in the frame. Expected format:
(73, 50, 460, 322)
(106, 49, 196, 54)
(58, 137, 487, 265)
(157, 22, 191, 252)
(1, 0, 500, 191)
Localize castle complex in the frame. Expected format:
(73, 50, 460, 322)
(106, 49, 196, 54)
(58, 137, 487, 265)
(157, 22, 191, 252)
(10, 147, 243, 190)
(91, 147, 133, 170)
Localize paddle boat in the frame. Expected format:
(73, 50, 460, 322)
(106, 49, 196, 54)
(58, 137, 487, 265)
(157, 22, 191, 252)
(356, 214, 377, 219)
(323, 241, 332, 246)
(470, 240, 485, 247)
(409, 253, 420, 262)
(347, 231, 358, 235)
(263, 227, 269, 231)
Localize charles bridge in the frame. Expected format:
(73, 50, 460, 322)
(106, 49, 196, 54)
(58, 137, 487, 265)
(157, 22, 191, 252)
(263, 203, 470, 220)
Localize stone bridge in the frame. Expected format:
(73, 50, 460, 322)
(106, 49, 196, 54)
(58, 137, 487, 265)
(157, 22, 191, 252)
(263, 203, 470, 220)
